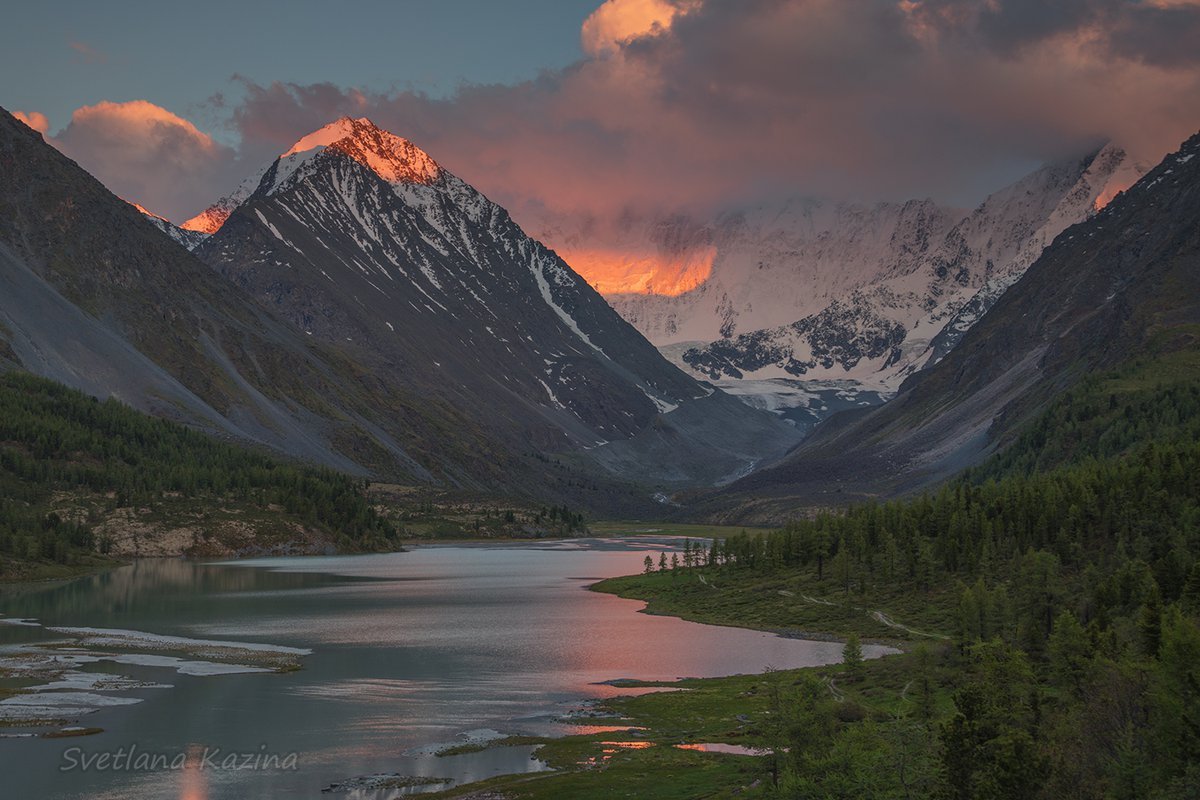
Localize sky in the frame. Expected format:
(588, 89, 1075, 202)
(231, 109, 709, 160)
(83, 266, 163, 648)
(5, 0, 1200, 293)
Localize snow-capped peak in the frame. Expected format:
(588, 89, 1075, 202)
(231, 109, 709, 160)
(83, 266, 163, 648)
(182, 118, 442, 235)
(125, 199, 168, 222)
(274, 116, 441, 190)
(181, 165, 267, 234)
(281, 116, 368, 157)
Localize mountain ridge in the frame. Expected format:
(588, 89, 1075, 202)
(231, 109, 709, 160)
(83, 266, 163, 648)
(193, 116, 801, 488)
(692, 131, 1200, 523)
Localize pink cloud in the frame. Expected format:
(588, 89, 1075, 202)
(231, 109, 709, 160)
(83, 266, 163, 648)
(221, 2, 1200, 218)
(46, 1, 1200, 283)
(11, 110, 50, 134)
(581, 0, 699, 56)
(50, 100, 239, 222)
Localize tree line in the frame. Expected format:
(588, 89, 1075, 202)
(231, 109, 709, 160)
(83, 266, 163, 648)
(0, 372, 398, 572)
(686, 356, 1200, 798)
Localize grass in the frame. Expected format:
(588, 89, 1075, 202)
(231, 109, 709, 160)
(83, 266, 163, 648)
(436, 736, 549, 756)
(423, 648, 957, 799)
(0, 552, 120, 584)
(588, 521, 769, 539)
(41, 727, 103, 738)
(591, 566, 957, 646)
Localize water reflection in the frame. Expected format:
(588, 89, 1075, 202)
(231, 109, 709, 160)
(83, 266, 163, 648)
(179, 744, 208, 800)
(1, 538, 895, 799)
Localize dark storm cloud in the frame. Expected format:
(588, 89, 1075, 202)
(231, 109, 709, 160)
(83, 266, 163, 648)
(1107, 3, 1200, 67)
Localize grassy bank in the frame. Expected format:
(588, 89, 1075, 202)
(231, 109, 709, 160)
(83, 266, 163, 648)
(591, 566, 953, 647)
(423, 648, 952, 800)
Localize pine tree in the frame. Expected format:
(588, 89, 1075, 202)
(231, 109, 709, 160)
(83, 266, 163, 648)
(842, 634, 864, 681)
(1139, 585, 1164, 658)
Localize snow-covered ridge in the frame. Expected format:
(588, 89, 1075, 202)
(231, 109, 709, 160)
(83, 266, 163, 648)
(181, 118, 440, 235)
(126, 199, 209, 251)
(268, 117, 441, 196)
(181, 165, 266, 234)
(614, 143, 1147, 404)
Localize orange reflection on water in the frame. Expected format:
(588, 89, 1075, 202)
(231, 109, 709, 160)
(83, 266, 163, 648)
(579, 740, 657, 768)
(179, 744, 207, 800)
(675, 742, 772, 755)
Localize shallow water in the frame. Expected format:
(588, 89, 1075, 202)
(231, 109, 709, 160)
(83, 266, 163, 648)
(0, 537, 893, 798)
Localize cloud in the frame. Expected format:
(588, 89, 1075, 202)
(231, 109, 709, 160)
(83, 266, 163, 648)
(581, 0, 698, 56)
(50, 100, 240, 221)
(189, 0, 1200, 292)
(45, 2, 1200, 289)
(11, 110, 50, 134)
(218, 2, 1200, 213)
(69, 41, 109, 65)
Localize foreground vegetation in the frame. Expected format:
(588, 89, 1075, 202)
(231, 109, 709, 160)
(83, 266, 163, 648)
(421, 651, 953, 799)
(0, 371, 399, 580)
(438, 349, 1200, 799)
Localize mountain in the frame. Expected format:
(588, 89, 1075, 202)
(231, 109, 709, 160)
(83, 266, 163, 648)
(699, 132, 1200, 522)
(128, 201, 208, 250)
(180, 166, 266, 235)
(193, 117, 799, 488)
(0, 106, 505, 483)
(598, 145, 1145, 426)
(0, 107, 667, 510)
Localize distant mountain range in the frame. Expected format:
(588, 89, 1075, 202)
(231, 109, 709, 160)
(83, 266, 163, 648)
(698, 132, 1200, 522)
(5, 103, 1194, 522)
(593, 145, 1146, 427)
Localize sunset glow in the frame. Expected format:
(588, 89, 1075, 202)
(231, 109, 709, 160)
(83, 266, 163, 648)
(11, 109, 49, 133)
(179, 208, 227, 234)
(561, 245, 716, 296)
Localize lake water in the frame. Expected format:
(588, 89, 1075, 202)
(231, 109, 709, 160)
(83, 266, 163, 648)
(0, 537, 893, 799)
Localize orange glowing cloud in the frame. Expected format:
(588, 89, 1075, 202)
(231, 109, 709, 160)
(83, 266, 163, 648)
(11, 110, 50, 134)
(47, 0, 1200, 290)
(51, 100, 237, 223)
(581, 0, 698, 56)
(560, 245, 716, 296)
(65, 100, 217, 150)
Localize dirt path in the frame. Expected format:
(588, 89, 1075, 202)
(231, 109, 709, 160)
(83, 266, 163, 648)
(797, 594, 950, 640)
(869, 611, 950, 641)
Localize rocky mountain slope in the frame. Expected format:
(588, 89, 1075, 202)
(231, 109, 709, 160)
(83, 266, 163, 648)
(0, 107, 505, 484)
(181, 117, 804, 489)
(3, 107, 781, 510)
(697, 133, 1200, 522)
(128, 201, 208, 250)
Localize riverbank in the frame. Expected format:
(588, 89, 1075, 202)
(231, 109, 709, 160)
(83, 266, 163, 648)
(417, 562, 956, 799)
(0, 555, 121, 585)
(590, 563, 955, 648)
(419, 648, 951, 799)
